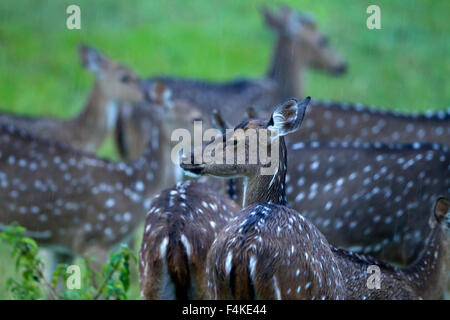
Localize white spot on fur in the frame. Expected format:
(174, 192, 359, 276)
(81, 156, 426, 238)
(180, 234, 191, 259)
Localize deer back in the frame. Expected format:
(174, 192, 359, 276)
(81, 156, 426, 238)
(0, 123, 160, 257)
(286, 140, 449, 264)
(207, 202, 346, 300)
(291, 100, 450, 146)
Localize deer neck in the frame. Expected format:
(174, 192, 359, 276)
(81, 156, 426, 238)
(267, 36, 305, 100)
(72, 81, 118, 147)
(131, 114, 174, 192)
(402, 227, 448, 298)
(243, 138, 287, 208)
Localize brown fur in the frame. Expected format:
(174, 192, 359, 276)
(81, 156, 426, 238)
(333, 198, 449, 299)
(0, 45, 144, 153)
(183, 99, 449, 299)
(0, 93, 181, 269)
(290, 100, 450, 147)
(139, 180, 240, 299)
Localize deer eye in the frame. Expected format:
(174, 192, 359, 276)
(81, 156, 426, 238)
(120, 75, 131, 83)
(318, 36, 329, 47)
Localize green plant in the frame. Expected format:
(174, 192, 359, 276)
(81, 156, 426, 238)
(0, 224, 137, 300)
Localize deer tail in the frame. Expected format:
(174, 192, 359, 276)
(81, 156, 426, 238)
(166, 233, 191, 300)
(229, 252, 255, 299)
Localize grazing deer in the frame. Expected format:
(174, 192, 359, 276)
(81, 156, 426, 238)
(182, 97, 347, 300)
(139, 179, 240, 300)
(334, 197, 450, 300)
(0, 45, 144, 153)
(181, 98, 449, 299)
(0, 82, 195, 269)
(284, 140, 449, 264)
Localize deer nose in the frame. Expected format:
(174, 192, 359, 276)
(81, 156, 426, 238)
(180, 153, 205, 175)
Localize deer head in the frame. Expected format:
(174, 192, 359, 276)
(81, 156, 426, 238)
(141, 81, 205, 135)
(182, 97, 310, 206)
(79, 45, 144, 102)
(262, 6, 347, 75)
(432, 198, 450, 229)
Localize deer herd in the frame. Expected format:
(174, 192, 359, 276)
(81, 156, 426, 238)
(0, 6, 449, 300)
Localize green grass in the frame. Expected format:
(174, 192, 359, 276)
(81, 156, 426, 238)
(0, 0, 448, 299)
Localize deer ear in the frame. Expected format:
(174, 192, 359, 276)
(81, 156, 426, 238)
(268, 97, 310, 137)
(147, 81, 173, 107)
(212, 109, 230, 134)
(261, 6, 282, 30)
(299, 12, 316, 28)
(434, 197, 450, 224)
(78, 45, 108, 73)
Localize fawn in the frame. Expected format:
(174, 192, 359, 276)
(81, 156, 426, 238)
(0, 82, 197, 269)
(182, 98, 449, 299)
(139, 179, 240, 299)
(0, 45, 144, 153)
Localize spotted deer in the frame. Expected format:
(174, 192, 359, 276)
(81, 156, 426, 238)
(261, 8, 449, 146)
(182, 97, 347, 299)
(112, 4, 345, 165)
(115, 82, 202, 161)
(284, 140, 449, 264)
(213, 108, 449, 264)
(263, 6, 346, 102)
(0, 82, 198, 269)
(0, 45, 144, 153)
(334, 197, 450, 300)
(291, 100, 450, 147)
(138, 111, 249, 300)
(139, 179, 240, 300)
(181, 98, 449, 299)
(125, 5, 447, 154)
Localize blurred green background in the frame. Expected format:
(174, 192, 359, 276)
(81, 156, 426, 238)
(0, 0, 448, 299)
